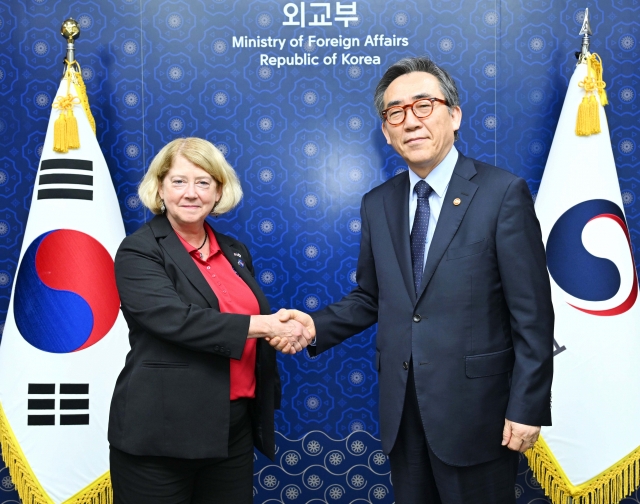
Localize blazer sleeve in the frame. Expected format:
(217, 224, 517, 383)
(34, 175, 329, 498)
(114, 230, 249, 360)
(496, 177, 554, 426)
(310, 193, 379, 354)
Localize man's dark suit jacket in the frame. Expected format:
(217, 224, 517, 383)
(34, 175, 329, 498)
(310, 153, 554, 467)
(108, 215, 280, 460)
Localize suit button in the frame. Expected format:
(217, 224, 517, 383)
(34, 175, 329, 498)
(413, 314, 421, 323)
(402, 361, 409, 370)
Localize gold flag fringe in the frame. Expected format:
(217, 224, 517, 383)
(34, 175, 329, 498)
(576, 53, 608, 137)
(52, 59, 96, 153)
(526, 436, 640, 504)
(62, 472, 112, 504)
(0, 403, 113, 504)
(0, 402, 53, 503)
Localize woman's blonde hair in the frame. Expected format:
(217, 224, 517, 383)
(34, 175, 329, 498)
(138, 137, 243, 215)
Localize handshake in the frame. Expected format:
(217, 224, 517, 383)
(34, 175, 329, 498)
(249, 309, 316, 355)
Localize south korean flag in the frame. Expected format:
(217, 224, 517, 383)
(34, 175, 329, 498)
(0, 66, 129, 502)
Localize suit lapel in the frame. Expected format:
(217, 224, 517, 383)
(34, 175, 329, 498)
(215, 230, 271, 316)
(383, 172, 416, 304)
(416, 155, 478, 301)
(150, 215, 221, 310)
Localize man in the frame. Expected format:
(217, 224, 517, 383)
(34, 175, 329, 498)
(279, 57, 554, 503)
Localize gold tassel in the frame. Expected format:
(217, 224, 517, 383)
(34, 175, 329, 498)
(592, 53, 608, 106)
(589, 94, 600, 133)
(576, 53, 608, 136)
(66, 108, 80, 150)
(526, 435, 640, 504)
(51, 61, 87, 153)
(576, 94, 600, 136)
(52, 92, 80, 153)
(53, 111, 69, 153)
(576, 97, 587, 136)
(71, 63, 97, 136)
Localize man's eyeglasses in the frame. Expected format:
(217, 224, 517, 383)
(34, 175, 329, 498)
(381, 97, 449, 126)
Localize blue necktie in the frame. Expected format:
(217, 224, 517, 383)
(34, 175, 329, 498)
(411, 180, 433, 295)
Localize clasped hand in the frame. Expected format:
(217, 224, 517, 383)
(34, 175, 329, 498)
(265, 309, 316, 355)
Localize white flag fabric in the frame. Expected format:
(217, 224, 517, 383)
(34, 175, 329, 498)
(531, 59, 640, 503)
(0, 72, 129, 503)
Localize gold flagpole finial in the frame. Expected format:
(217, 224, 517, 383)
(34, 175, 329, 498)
(60, 18, 80, 66)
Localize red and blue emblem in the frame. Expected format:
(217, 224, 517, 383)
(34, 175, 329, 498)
(13, 229, 120, 353)
(546, 199, 638, 316)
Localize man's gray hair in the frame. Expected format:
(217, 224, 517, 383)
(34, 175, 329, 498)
(374, 56, 461, 122)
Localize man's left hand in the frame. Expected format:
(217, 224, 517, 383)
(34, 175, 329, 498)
(501, 419, 540, 453)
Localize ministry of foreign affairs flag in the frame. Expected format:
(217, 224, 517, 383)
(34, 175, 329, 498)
(0, 58, 129, 502)
(530, 54, 640, 504)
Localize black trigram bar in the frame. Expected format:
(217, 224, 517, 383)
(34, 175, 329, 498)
(39, 173, 93, 185)
(37, 188, 93, 200)
(28, 415, 55, 426)
(28, 383, 55, 394)
(41, 159, 93, 171)
(60, 383, 89, 394)
(60, 399, 89, 410)
(60, 414, 89, 425)
(28, 399, 55, 410)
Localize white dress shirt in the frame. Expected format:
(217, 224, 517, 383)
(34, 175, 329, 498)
(408, 146, 458, 269)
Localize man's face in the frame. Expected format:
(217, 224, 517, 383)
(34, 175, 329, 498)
(381, 71, 461, 177)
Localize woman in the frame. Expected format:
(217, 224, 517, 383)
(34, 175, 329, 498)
(109, 137, 310, 504)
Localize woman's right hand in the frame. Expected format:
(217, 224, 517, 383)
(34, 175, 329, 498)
(248, 310, 313, 354)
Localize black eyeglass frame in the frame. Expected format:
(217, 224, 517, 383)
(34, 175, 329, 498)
(381, 97, 449, 125)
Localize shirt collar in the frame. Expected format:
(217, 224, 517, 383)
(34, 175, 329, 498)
(175, 222, 221, 258)
(408, 146, 458, 198)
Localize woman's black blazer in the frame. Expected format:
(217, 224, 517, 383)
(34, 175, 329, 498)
(108, 214, 281, 460)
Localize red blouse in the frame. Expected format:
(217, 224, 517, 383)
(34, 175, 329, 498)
(177, 224, 259, 400)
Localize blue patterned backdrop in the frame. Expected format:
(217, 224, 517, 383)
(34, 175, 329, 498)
(0, 0, 639, 503)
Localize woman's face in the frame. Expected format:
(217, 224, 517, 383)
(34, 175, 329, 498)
(158, 155, 221, 231)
